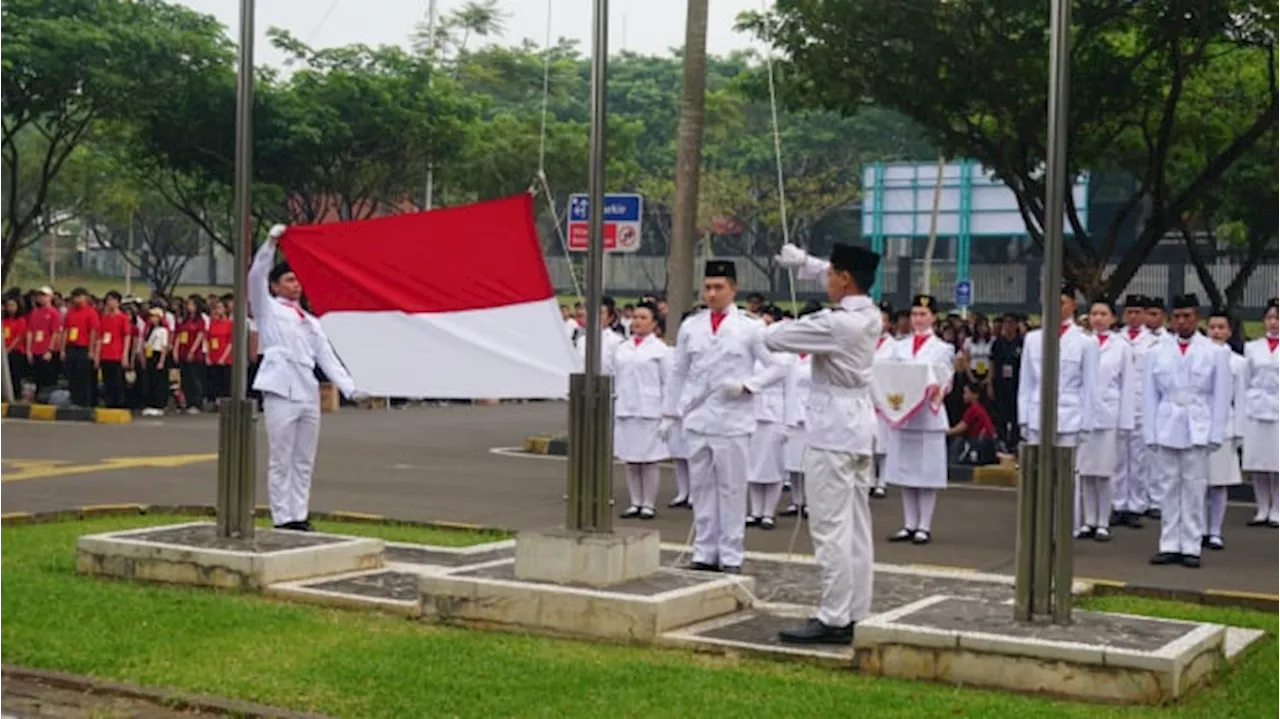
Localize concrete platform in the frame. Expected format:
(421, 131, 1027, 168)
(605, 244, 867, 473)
(853, 595, 1227, 704)
(76, 522, 384, 590)
(421, 560, 753, 642)
(269, 568, 423, 617)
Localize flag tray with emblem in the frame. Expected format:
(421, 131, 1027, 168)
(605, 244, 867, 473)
(872, 362, 943, 429)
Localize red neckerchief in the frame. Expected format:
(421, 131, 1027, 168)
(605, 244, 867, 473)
(633, 335, 644, 347)
(1097, 332, 1108, 347)
(1268, 336, 1278, 353)
(799, 352, 808, 360)
(1177, 337, 1191, 355)
(710, 310, 726, 334)
(1127, 326, 1140, 341)
(912, 333, 929, 356)
(282, 299, 305, 320)
(1060, 322, 1071, 337)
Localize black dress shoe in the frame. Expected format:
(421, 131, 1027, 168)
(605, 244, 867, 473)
(298, 520, 315, 532)
(1181, 554, 1201, 568)
(1149, 552, 1181, 565)
(1123, 513, 1144, 529)
(759, 517, 777, 530)
(1145, 508, 1162, 520)
(911, 530, 932, 545)
(870, 487, 887, 499)
(274, 521, 311, 531)
(667, 497, 691, 509)
(888, 528, 914, 543)
(685, 562, 720, 572)
(745, 516, 761, 527)
(720, 566, 742, 574)
(779, 504, 800, 517)
(620, 506, 642, 519)
(1247, 518, 1269, 527)
(778, 618, 854, 645)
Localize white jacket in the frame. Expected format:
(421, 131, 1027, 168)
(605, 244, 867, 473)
(1088, 332, 1136, 432)
(576, 328, 623, 376)
(1142, 333, 1232, 450)
(1018, 324, 1099, 438)
(1243, 337, 1279, 422)
(782, 353, 812, 429)
(753, 353, 791, 423)
(611, 334, 670, 419)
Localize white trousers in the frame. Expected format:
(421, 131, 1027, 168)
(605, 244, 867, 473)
(1155, 446, 1208, 557)
(805, 448, 874, 627)
(1252, 472, 1280, 523)
(1113, 429, 1149, 513)
(687, 432, 750, 568)
(263, 391, 321, 526)
(673, 459, 691, 502)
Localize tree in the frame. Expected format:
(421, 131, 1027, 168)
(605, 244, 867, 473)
(746, 0, 1278, 298)
(1, 0, 233, 282)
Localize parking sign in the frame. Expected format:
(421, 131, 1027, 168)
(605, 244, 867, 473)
(954, 280, 974, 308)
(567, 193, 643, 253)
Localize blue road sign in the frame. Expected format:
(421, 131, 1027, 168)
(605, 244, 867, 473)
(568, 193, 642, 222)
(954, 279, 974, 308)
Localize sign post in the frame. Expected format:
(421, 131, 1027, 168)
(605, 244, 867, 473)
(567, 193, 644, 253)
(954, 279, 973, 319)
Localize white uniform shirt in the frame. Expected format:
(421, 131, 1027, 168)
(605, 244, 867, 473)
(248, 237, 357, 400)
(753, 353, 790, 423)
(1088, 331, 1136, 432)
(1243, 337, 1279, 422)
(1017, 323, 1099, 438)
(1142, 332, 1232, 450)
(665, 305, 787, 436)
(763, 294, 880, 455)
(611, 334, 670, 419)
(577, 328, 623, 376)
(782, 352, 812, 430)
(1223, 348, 1247, 440)
(885, 332, 956, 433)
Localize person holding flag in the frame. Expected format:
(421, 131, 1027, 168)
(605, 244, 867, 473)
(253, 225, 367, 531)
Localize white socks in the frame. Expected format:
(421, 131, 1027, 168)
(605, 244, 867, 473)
(673, 459, 691, 502)
(1078, 476, 1115, 528)
(901, 487, 938, 532)
(1206, 486, 1227, 537)
(788, 471, 805, 507)
(626, 462, 661, 510)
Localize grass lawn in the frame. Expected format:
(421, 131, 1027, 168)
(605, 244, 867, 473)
(3, 515, 1276, 718)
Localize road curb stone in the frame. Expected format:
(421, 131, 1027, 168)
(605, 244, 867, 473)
(1, 402, 132, 424)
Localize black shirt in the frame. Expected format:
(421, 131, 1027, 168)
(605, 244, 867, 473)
(990, 336, 1023, 393)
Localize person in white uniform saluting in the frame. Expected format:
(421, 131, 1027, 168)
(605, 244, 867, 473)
(769, 241, 881, 645)
(870, 301, 896, 499)
(1112, 294, 1157, 529)
(884, 295, 955, 546)
(661, 260, 787, 573)
(1202, 307, 1246, 549)
(612, 302, 672, 520)
(1075, 296, 1135, 542)
(1242, 298, 1280, 528)
(1016, 283, 1099, 447)
(252, 225, 366, 531)
(747, 306, 793, 530)
(1144, 294, 1232, 569)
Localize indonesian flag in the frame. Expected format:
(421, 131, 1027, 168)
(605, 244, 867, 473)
(279, 194, 577, 399)
(872, 361, 943, 429)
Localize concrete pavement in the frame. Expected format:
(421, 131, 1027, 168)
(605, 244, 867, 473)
(2, 402, 1276, 595)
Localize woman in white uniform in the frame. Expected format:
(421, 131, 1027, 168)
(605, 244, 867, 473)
(1075, 297, 1134, 542)
(780, 346, 812, 517)
(885, 295, 955, 545)
(612, 302, 671, 519)
(747, 307, 791, 529)
(871, 301, 896, 499)
(1242, 298, 1279, 528)
(1203, 309, 1246, 549)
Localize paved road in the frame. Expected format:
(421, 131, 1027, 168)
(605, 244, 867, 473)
(3, 402, 1276, 595)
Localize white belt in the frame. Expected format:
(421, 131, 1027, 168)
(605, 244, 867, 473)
(1170, 390, 1193, 407)
(811, 383, 870, 399)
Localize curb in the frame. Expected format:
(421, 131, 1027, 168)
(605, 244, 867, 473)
(1, 402, 132, 424)
(3, 503, 1273, 613)
(1, 664, 333, 719)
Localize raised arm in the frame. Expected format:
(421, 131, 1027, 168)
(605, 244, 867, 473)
(248, 226, 285, 336)
(763, 312, 839, 355)
(775, 243, 830, 281)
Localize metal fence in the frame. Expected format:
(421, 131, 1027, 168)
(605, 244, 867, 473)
(544, 254, 1280, 313)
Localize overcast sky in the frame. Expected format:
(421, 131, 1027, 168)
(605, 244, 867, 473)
(177, 0, 763, 67)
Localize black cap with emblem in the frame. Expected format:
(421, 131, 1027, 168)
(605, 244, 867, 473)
(912, 294, 937, 311)
(878, 300, 893, 314)
(1060, 283, 1078, 300)
(1091, 293, 1115, 313)
(704, 260, 736, 280)
(1171, 293, 1200, 310)
(1145, 296, 1166, 311)
(1124, 294, 1144, 307)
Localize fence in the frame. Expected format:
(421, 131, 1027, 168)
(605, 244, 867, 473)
(544, 254, 1280, 313)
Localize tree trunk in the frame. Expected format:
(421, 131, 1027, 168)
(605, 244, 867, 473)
(664, 0, 710, 343)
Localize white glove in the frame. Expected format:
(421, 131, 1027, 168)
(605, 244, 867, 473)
(775, 243, 808, 269)
(268, 224, 288, 240)
(721, 380, 746, 399)
(659, 416, 676, 441)
(351, 391, 371, 403)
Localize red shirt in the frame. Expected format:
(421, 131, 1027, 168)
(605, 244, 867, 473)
(961, 402, 996, 439)
(27, 305, 63, 354)
(207, 318, 232, 365)
(63, 305, 101, 348)
(174, 316, 207, 362)
(3, 316, 26, 353)
(98, 311, 132, 362)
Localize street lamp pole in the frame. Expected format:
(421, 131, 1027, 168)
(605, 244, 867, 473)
(216, 0, 258, 540)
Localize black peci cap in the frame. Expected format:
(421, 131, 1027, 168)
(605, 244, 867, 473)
(269, 262, 293, 284)
(912, 294, 938, 311)
(1060, 283, 1078, 299)
(704, 260, 736, 280)
(1171, 293, 1200, 310)
(1267, 297, 1278, 312)
(878, 300, 893, 314)
(829, 243, 880, 274)
(1145, 296, 1166, 311)
(1124, 294, 1145, 307)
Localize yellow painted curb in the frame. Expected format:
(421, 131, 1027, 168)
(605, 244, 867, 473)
(972, 466, 1017, 487)
(326, 511, 386, 522)
(78, 503, 148, 518)
(909, 563, 978, 574)
(523, 435, 552, 454)
(429, 520, 486, 531)
(1, 403, 9, 417)
(1, 511, 33, 521)
(93, 408, 133, 424)
(1204, 588, 1280, 602)
(28, 404, 57, 421)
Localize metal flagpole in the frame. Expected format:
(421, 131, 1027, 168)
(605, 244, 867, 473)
(216, 0, 258, 540)
(423, 0, 438, 210)
(1015, 0, 1073, 623)
(566, 0, 614, 533)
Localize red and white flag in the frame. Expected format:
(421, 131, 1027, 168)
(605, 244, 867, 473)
(279, 194, 577, 399)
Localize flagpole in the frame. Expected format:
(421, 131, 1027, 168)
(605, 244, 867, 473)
(217, 0, 258, 540)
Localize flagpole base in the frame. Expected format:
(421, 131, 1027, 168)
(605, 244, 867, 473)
(565, 373, 614, 533)
(216, 398, 257, 539)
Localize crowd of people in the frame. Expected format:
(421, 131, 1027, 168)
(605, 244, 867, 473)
(3, 286, 246, 416)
